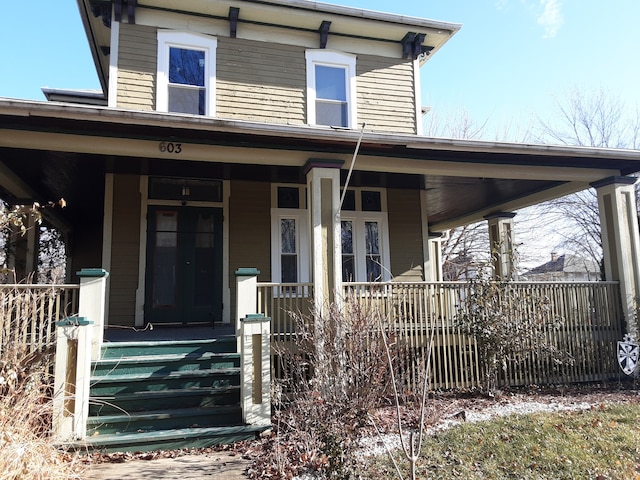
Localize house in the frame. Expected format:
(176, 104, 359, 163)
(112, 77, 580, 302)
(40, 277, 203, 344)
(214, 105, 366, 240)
(1, 0, 640, 451)
(523, 253, 601, 282)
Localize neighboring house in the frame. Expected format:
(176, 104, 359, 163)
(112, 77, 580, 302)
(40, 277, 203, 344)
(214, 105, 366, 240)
(523, 253, 601, 282)
(1, 0, 640, 450)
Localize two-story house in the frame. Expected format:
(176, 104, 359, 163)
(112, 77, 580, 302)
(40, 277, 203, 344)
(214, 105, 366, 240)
(1, 0, 640, 451)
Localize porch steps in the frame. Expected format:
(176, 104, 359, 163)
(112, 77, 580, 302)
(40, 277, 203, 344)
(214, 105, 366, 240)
(80, 337, 267, 452)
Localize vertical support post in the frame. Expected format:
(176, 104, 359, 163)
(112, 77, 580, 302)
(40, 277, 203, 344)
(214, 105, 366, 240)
(236, 268, 260, 352)
(52, 317, 93, 442)
(485, 212, 517, 280)
(305, 159, 344, 314)
(77, 268, 109, 361)
(240, 313, 271, 426)
(592, 176, 640, 335)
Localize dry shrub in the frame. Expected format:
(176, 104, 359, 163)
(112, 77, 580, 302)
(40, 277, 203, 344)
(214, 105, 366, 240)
(0, 341, 84, 479)
(255, 301, 397, 479)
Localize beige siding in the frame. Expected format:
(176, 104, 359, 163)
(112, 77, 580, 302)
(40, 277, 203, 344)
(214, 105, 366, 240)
(228, 180, 272, 322)
(217, 38, 306, 125)
(387, 188, 424, 281)
(114, 24, 417, 130)
(108, 174, 142, 327)
(357, 55, 416, 134)
(117, 23, 157, 110)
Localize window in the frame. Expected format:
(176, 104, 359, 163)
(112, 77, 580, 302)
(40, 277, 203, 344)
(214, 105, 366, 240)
(340, 189, 390, 282)
(271, 186, 309, 285)
(305, 50, 356, 128)
(157, 31, 217, 115)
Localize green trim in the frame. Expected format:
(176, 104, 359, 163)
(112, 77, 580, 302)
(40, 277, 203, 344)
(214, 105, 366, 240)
(241, 314, 271, 323)
(56, 316, 93, 327)
(235, 268, 260, 277)
(76, 268, 110, 278)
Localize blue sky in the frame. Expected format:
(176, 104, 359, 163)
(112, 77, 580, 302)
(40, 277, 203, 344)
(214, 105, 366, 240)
(1, 1, 639, 139)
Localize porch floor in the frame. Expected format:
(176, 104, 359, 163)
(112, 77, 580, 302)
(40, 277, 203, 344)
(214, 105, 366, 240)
(103, 323, 235, 342)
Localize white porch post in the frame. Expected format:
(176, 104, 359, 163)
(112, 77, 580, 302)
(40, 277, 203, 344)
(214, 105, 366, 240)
(53, 268, 108, 442)
(305, 159, 343, 314)
(485, 212, 517, 280)
(240, 313, 271, 426)
(77, 268, 109, 361)
(235, 268, 260, 351)
(592, 176, 640, 335)
(52, 317, 93, 442)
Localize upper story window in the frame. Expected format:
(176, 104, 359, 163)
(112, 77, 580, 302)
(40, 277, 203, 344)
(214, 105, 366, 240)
(157, 31, 217, 116)
(305, 50, 356, 128)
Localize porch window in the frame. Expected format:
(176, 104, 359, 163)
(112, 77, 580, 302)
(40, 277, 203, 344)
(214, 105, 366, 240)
(340, 189, 390, 282)
(305, 50, 356, 128)
(157, 31, 217, 116)
(271, 185, 310, 286)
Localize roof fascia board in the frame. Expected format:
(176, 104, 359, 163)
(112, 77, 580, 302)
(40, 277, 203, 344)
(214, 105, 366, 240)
(0, 99, 638, 166)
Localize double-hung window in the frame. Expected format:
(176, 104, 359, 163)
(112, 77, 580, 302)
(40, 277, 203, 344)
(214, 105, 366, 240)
(270, 186, 310, 288)
(157, 31, 217, 116)
(305, 50, 356, 128)
(340, 189, 390, 282)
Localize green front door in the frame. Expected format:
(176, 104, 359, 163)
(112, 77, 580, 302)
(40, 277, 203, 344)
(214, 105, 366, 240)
(145, 206, 223, 325)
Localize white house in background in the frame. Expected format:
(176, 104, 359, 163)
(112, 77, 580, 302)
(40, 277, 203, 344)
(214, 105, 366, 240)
(523, 253, 601, 282)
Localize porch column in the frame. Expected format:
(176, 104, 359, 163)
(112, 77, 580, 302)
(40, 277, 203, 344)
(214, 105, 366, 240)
(305, 159, 344, 314)
(485, 212, 517, 280)
(77, 268, 109, 361)
(424, 232, 443, 282)
(592, 176, 640, 335)
(235, 268, 260, 352)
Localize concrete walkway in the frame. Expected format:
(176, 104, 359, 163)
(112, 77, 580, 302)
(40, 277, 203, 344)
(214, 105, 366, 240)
(86, 451, 250, 479)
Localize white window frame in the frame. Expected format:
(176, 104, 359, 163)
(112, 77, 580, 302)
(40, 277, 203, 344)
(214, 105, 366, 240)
(305, 50, 357, 128)
(341, 212, 391, 282)
(157, 31, 217, 116)
(270, 209, 310, 285)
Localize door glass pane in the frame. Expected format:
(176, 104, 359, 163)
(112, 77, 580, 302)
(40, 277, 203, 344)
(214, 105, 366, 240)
(365, 221, 381, 282)
(281, 219, 297, 282)
(281, 255, 297, 283)
(153, 211, 178, 307)
(281, 219, 296, 254)
(341, 221, 355, 281)
(194, 212, 215, 306)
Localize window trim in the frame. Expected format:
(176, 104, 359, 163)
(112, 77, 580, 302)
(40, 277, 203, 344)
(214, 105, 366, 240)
(270, 208, 310, 285)
(157, 31, 217, 116)
(305, 50, 357, 128)
(341, 211, 391, 282)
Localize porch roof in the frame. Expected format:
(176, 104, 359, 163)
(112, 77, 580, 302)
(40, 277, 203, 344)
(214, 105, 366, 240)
(0, 98, 639, 230)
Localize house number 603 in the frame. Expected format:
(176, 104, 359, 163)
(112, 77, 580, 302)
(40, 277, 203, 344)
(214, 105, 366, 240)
(159, 142, 182, 154)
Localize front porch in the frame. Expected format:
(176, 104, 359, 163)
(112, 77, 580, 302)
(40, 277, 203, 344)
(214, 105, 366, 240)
(1, 273, 627, 450)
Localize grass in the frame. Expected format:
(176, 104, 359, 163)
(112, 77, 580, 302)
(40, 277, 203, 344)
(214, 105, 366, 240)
(369, 403, 640, 480)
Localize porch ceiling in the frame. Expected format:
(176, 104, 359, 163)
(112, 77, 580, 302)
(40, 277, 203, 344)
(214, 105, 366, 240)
(1, 100, 639, 231)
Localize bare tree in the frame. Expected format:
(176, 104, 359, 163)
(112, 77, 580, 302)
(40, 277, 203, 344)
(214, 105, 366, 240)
(524, 86, 640, 276)
(536, 87, 640, 149)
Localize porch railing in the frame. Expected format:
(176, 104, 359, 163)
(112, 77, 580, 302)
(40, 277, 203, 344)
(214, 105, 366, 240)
(0, 284, 80, 356)
(258, 280, 624, 391)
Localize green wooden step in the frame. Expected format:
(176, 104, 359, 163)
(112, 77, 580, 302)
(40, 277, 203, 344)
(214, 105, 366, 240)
(78, 425, 268, 453)
(100, 337, 236, 359)
(90, 385, 240, 415)
(87, 405, 242, 435)
(90, 368, 240, 396)
(92, 352, 240, 376)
